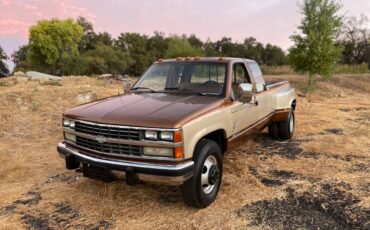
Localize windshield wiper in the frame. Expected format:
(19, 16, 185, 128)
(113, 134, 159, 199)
(131, 87, 157, 93)
(164, 87, 179, 90)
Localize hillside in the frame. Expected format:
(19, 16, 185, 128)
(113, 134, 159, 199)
(0, 75, 369, 229)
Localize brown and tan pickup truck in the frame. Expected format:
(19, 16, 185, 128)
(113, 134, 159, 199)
(57, 57, 296, 208)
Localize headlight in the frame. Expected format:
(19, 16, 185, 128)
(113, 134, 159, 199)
(160, 131, 173, 141)
(64, 133, 76, 142)
(143, 147, 173, 157)
(144, 130, 158, 140)
(63, 118, 70, 127)
(70, 120, 75, 128)
(63, 118, 75, 129)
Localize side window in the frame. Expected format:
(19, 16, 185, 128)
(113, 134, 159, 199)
(232, 63, 250, 101)
(233, 63, 249, 84)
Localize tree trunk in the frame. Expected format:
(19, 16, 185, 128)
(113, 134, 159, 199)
(308, 72, 314, 87)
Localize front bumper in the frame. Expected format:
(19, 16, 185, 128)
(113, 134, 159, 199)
(57, 142, 194, 185)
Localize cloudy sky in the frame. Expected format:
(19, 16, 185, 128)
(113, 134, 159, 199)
(1, 0, 370, 67)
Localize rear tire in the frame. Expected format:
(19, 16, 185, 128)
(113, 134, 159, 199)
(268, 123, 279, 139)
(181, 139, 223, 208)
(277, 109, 295, 140)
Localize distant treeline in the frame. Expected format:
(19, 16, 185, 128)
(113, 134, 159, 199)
(1, 15, 369, 77)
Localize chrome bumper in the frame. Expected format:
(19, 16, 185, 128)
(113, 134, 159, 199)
(57, 142, 194, 185)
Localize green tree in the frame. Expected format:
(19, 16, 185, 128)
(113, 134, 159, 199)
(11, 45, 31, 72)
(77, 16, 96, 53)
(147, 31, 169, 60)
(289, 0, 342, 87)
(28, 18, 83, 75)
(0, 46, 9, 77)
(115, 33, 153, 75)
(187, 34, 203, 49)
(243, 37, 264, 63)
(262, 44, 287, 65)
(338, 15, 370, 65)
(82, 44, 132, 76)
(165, 36, 202, 58)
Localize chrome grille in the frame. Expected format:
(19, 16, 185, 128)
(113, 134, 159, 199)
(76, 136, 141, 156)
(75, 121, 140, 140)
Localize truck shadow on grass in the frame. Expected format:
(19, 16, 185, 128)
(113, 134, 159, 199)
(236, 182, 370, 230)
(0, 178, 113, 230)
(252, 133, 366, 162)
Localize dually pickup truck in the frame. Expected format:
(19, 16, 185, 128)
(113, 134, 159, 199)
(57, 57, 296, 208)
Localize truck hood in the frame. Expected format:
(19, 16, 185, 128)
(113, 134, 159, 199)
(64, 93, 225, 128)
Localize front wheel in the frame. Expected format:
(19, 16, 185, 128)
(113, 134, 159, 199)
(181, 139, 223, 208)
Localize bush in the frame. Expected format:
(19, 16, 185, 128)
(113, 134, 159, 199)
(260, 65, 295, 75)
(333, 64, 370, 74)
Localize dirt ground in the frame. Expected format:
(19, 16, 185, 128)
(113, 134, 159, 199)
(0, 74, 369, 229)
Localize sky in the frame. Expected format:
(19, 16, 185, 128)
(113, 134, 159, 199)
(1, 0, 370, 69)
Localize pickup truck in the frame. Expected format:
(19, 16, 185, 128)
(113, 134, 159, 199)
(57, 57, 296, 208)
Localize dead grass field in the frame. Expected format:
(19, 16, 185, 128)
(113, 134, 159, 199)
(0, 74, 369, 229)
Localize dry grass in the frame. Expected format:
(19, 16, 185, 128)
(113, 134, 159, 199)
(0, 74, 369, 229)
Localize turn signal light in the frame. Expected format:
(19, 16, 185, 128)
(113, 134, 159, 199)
(174, 146, 184, 158)
(174, 130, 182, 143)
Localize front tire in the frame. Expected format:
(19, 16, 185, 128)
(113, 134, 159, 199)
(181, 139, 223, 208)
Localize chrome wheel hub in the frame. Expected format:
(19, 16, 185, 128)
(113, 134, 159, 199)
(201, 155, 219, 194)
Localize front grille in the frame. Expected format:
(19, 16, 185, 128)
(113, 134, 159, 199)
(75, 121, 140, 140)
(76, 136, 141, 156)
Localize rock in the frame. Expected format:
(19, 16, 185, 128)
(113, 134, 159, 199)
(38, 76, 49, 84)
(13, 71, 26, 78)
(77, 92, 97, 104)
(26, 71, 62, 81)
(16, 76, 28, 83)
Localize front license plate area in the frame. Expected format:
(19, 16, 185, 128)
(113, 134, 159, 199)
(82, 163, 115, 183)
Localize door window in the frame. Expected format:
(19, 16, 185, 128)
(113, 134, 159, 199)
(232, 63, 250, 100)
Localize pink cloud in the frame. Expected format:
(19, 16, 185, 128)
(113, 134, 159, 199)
(0, 19, 29, 36)
(0, 0, 96, 39)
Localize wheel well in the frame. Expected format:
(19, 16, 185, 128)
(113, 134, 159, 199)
(201, 129, 227, 154)
(292, 99, 297, 111)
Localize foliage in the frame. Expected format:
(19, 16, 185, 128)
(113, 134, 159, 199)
(11, 45, 31, 72)
(82, 44, 132, 76)
(28, 18, 83, 75)
(289, 0, 343, 87)
(165, 36, 202, 58)
(0, 46, 9, 77)
(115, 33, 153, 76)
(333, 63, 370, 74)
(262, 44, 287, 66)
(260, 65, 296, 75)
(338, 15, 370, 66)
(147, 31, 169, 60)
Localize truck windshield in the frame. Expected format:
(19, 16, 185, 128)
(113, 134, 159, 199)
(132, 62, 228, 96)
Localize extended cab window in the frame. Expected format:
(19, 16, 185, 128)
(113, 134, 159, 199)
(231, 63, 250, 100)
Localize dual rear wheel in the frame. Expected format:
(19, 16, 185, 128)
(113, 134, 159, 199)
(268, 108, 295, 140)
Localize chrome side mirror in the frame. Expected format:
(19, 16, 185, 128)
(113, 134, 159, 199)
(238, 83, 257, 104)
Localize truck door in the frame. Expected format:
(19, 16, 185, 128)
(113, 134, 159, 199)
(229, 62, 260, 136)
